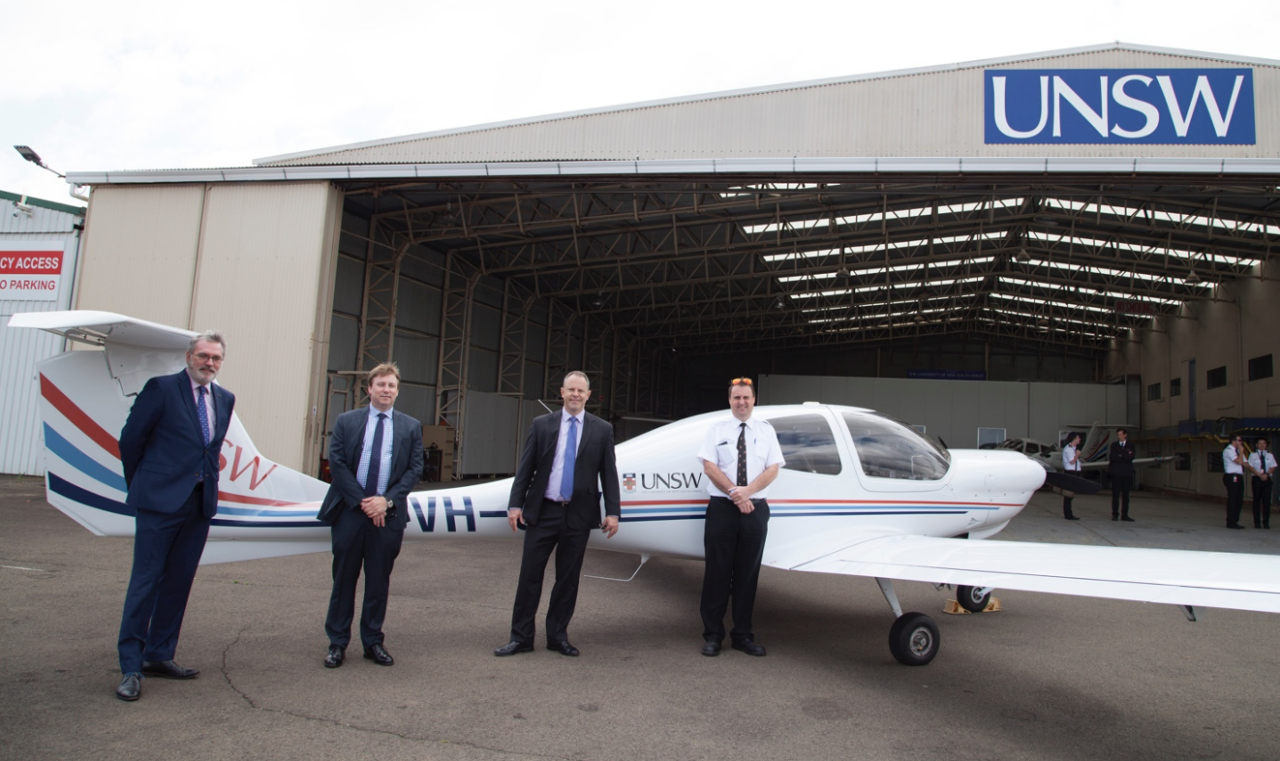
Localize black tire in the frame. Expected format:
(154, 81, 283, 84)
(888, 612, 940, 666)
(956, 585, 991, 613)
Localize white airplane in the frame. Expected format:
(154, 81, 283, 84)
(993, 423, 1175, 486)
(11, 311, 1280, 667)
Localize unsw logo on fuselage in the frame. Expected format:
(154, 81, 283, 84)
(984, 68, 1255, 145)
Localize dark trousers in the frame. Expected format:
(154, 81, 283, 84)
(325, 505, 404, 648)
(1062, 495, 1075, 519)
(118, 486, 212, 674)
(1111, 476, 1133, 517)
(1252, 477, 1272, 527)
(1224, 474, 1244, 527)
(510, 502, 591, 644)
(701, 496, 770, 643)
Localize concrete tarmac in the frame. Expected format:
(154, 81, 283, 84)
(2, 475, 1278, 761)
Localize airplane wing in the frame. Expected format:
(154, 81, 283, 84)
(1079, 455, 1176, 470)
(763, 528, 1280, 614)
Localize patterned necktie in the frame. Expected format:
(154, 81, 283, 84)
(364, 413, 387, 497)
(559, 417, 578, 501)
(736, 422, 748, 487)
(196, 386, 211, 445)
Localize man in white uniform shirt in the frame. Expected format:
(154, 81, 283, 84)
(1223, 435, 1246, 529)
(696, 378, 784, 657)
(1247, 437, 1275, 529)
(1060, 432, 1082, 521)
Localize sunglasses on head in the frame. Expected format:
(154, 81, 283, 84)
(730, 377, 753, 386)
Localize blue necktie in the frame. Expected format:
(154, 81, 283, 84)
(196, 386, 211, 445)
(559, 417, 577, 501)
(364, 413, 386, 497)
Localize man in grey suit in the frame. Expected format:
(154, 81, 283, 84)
(318, 363, 423, 668)
(494, 371, 621, 657)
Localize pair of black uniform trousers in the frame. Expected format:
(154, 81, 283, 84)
(701, 496, 769, 643)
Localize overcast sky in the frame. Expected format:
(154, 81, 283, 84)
(2, 0, 1276, 204)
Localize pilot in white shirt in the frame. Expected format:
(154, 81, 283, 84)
(1223, 437, 1246, 529)
(1247, 438, 1276, 529)
(1060, 433, 1082, 521)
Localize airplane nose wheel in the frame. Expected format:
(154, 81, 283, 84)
(888, 612, 940, 666)
(956, 585, 992, 613)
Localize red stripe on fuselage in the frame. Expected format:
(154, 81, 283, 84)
(40, 373, 121, 460)
(217, 491, 320, 508)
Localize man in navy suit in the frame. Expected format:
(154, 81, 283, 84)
(494, 371, 621, 658)
(318, 363, 423, 669)
(115, 332, 235, 701)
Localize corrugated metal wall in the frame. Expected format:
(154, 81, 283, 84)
(0, 197, 85, 474)
(74, 181, 342, 472)
(268, 48, 1279, 165)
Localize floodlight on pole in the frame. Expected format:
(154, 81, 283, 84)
(14, 145, 66, 178)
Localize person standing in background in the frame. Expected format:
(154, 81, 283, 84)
(1248, 438, 1276, 529)
(1107, 428, 1136, 522)
(1060, 432, 1082, 521)
(1223, 435, 1247, 530)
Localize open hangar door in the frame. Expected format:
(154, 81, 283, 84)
(322, 169, 1279, 479)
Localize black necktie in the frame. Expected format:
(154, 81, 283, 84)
(364, 413, 387, 497)
(736, 422, 748, 487)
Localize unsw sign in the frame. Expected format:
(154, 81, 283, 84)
(984, 69, 1255, 145)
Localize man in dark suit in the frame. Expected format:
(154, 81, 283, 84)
(494, 371, 621, 657)
(115, 331, 235, 701)
(318, 363, 423, 669)
(1108, 427, 1136, 522)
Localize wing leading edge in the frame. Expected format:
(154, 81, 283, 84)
(764, 529, 1280, 614)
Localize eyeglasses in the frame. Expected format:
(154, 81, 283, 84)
(730, 377, 753, 386)
(193, 352, 224, 364)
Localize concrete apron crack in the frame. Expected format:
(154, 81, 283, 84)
(219, 627, 567, 760)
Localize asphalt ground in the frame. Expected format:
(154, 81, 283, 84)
(2, 475, 1278, 761)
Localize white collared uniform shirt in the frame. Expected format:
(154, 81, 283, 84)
(1248, 450, 1276, 476)
(1223, 445, 1244, 475)
(1062, 444, 1080, 472)
(697, 416, 785, 499)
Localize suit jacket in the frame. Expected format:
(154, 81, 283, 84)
(119, 369, 235, 519)
(317, 407, 424, 531)
(1108, 440, 1136, 479)
(508, 410, 621, 531)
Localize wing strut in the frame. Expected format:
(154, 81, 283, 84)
(1180, 605, 1198, 622)
(876, 577, 903, 618)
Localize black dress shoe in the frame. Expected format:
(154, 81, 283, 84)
(141, 659, 199, 679)
(1111, 515, 1119, 521)
(493, 640, 534, 657)
(115, 672, 142, 701)
(701, 641, 721, 657)
(324, 645, 345, 668)
(731, 639, 767, 657)
(363, 643, 394, 666)
(1065, 515, 1080, 521)
(1121, 516, 1135, 522)
(547, 640, 580, 657)
(1228, 524, 1246, 530)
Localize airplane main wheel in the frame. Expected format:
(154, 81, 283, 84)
(888, 612, 939, 666)
(956, 585, 992, 613)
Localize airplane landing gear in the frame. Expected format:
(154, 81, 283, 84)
(888, 612, 940, 666)
(876, 577, 940, 665)
(956, 585, 993, 613)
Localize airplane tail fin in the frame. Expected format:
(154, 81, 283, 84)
(1078, 423, 1113, 464)
(10, 311, 330, 560)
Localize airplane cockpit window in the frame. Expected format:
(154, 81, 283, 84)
(769, 414, 842, 475)
(842, 411, 950, 481)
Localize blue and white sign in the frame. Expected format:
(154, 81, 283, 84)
(985, 69, 1255, 144)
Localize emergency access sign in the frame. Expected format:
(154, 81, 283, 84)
(0, 242, 65, 301)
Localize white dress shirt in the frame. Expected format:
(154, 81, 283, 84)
(1062, 444, 1081, 472)
(1248, 450, 1276, 477)
(697, 416, 785, 499)
(1223, 445, 1244, 475)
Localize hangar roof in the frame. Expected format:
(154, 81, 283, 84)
(257, 42, 1280, 166)
(67, 44, 1280, 359)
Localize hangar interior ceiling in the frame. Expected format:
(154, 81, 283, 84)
(337, 171, 1280, 426)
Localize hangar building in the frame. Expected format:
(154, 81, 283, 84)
(50, 43, 1280, 497)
